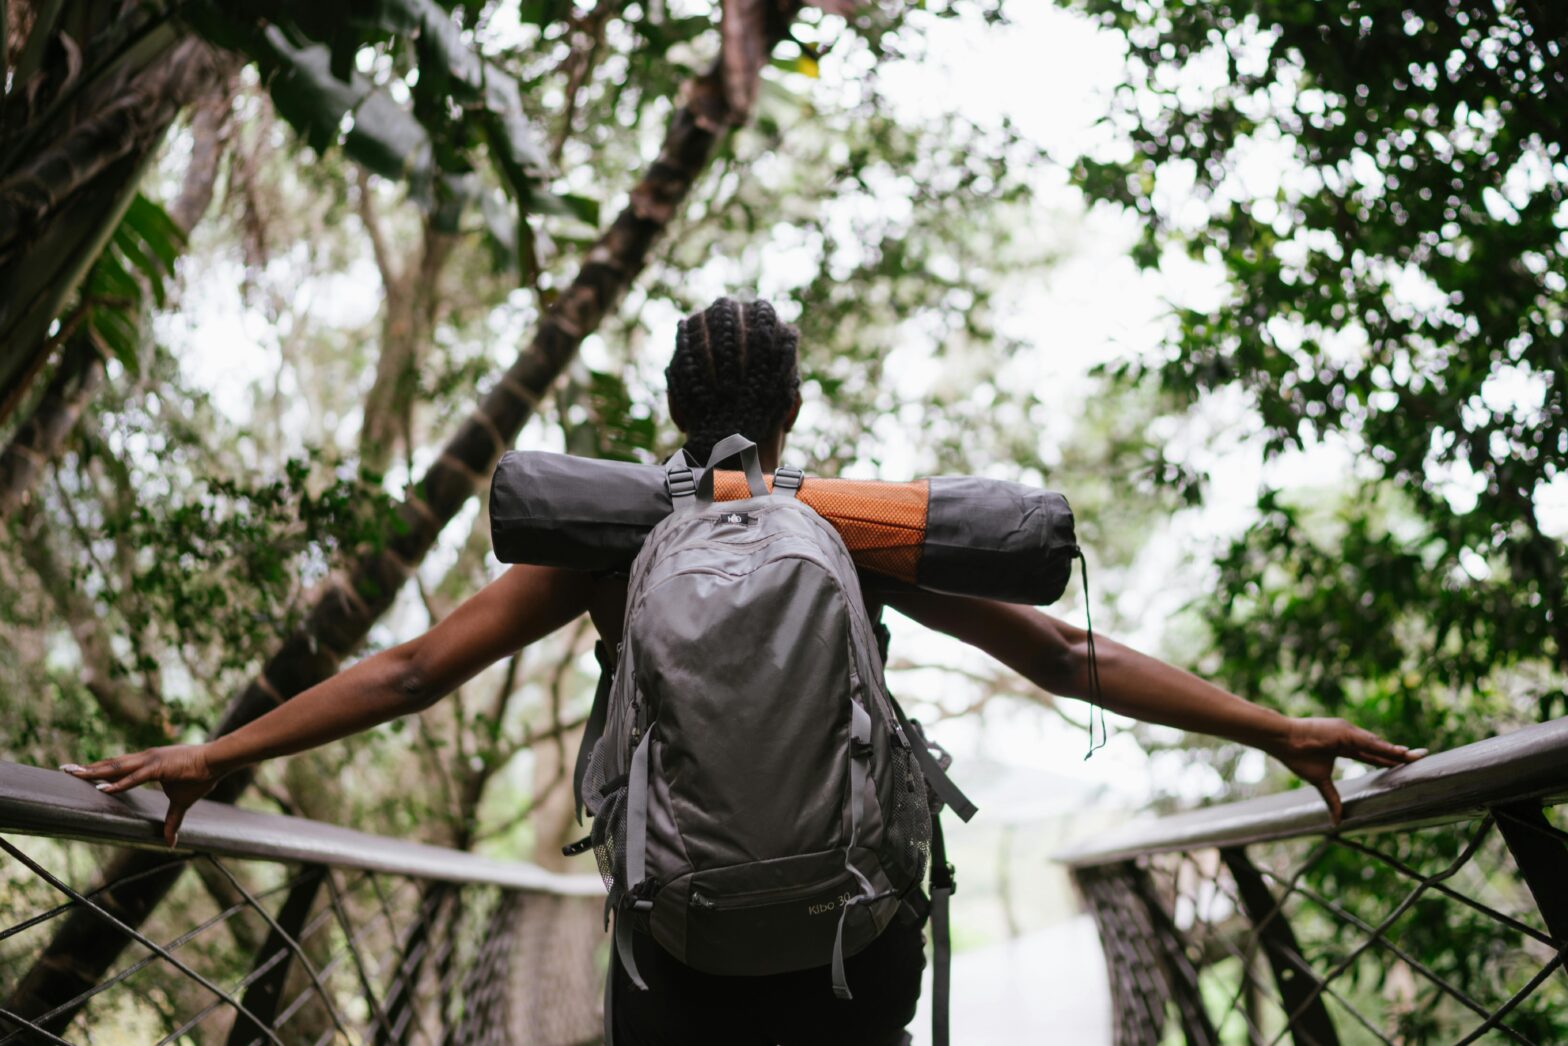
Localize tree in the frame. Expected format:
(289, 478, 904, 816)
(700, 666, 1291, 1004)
(0, 0, 562, 486)
(1055, 1, 1568, 1037)
(4, 0, 818, 1028)
(1055, 0, 1564, 726)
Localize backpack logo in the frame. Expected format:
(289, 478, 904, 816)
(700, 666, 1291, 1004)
(807, 892, 853, 916)
(715, 512, 754, 526)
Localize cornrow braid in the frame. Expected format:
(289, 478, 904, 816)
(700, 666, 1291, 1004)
(666, 297, 801, 463)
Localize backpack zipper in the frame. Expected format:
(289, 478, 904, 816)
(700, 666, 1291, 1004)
(689, 875, 850, 912)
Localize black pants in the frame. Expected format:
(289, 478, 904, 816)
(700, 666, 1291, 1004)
(609, 914, 927, 1046)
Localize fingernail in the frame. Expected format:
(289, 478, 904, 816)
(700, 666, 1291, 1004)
(1408, 748, 1429, 757)
(94, 782, 112, 791)
(60, 764, 85, 773)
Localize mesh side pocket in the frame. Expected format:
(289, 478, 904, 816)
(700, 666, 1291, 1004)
(592, 786, 629, 894)
(885, 742, 931, 884)
(582, 736, 613, 815)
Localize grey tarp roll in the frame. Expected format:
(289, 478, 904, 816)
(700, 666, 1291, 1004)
(920, 475, 1077, 606)
(490, 451, 672, 571)
(489, 450, 1079, 606)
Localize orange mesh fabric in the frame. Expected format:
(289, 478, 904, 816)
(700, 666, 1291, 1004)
(711, 471, 929, 583)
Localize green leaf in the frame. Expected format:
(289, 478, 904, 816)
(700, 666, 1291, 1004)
(88, 306, 141, 374)
(193, 2, 551, 225)
(526, 189, 599, 226)
(123, 194, 185, 269)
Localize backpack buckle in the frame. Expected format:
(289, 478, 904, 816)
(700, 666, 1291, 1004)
(667, 466, 696, 500)
(626, 879, 657, 913)
(773, 464, 803, 497)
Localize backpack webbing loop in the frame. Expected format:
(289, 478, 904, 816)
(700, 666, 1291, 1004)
(617, 727, 656, 994)
(695, 434, 770, 504)
(613, 908, 647, 991)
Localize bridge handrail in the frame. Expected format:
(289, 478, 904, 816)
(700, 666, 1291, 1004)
(0, 758, 602, 896)
(1058, 716, 1568, 867)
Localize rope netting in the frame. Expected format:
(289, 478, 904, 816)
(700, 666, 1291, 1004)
(0, 834, 602, 1045)
(1074, 803, 1568, 1045)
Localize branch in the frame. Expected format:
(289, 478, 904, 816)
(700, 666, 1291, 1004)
(471, 725, 584, 846)
(550, 3, 613, 166)
(167, 69, 238, 234)
(14, 504, 171, 742)
(354, 169, 401, 293)
(0, 327, 103, 520)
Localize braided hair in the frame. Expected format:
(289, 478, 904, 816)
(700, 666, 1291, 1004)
(665, 297, 801, 462)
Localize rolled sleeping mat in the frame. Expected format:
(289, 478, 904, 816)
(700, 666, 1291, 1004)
(489, 450, 1078, 605)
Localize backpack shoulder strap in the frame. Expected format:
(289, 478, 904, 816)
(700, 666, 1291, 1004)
(871, 604, 891, 666)
(571, 639, 616, 825)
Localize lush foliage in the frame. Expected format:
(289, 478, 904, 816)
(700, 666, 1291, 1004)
(1055, 0, 1568, 1038)
(1057, 0, 1565, 740)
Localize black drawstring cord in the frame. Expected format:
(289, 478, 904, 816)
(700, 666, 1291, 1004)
(1077, 548, 1107, 760)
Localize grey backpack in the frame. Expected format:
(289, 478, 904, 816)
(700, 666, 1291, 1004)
(568, 434, 975, 1043)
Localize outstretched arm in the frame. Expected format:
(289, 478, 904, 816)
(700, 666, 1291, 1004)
(886, 590, 1425, 822)
(64, 565, 594, 845)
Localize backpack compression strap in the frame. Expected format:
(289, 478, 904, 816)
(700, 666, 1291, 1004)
(616, 727, 655, 991)
(831, 698, 892, 1001)
(875, 611, 963, 1045)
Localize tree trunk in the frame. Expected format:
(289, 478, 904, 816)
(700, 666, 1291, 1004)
(357, 209, 459, 477)
(506, 720, 602, 1045)
(0, 33, 223, 423)
(0, 73, 233, 521)
(0, 332, 105, 518)
(5, 11, 803, 1027)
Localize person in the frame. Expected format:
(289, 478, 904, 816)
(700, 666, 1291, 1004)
(64, 297, 1426, 1045)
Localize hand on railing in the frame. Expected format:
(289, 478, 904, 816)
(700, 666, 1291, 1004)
(1259, 717, 1427, 824)
(61, 744, 220, 847)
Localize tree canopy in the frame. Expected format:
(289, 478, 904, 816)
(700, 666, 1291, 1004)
(1053, 1, 1567, 1037)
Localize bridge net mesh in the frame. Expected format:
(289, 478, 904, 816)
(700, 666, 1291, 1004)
(1074, 804, 1568, 1045)
(0, 835, 603, 1045)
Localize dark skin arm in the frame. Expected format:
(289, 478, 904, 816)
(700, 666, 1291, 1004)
(886, 590, 1425, 822)
(67, 572, 1421, 846)
(64, 565, 594, 846)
